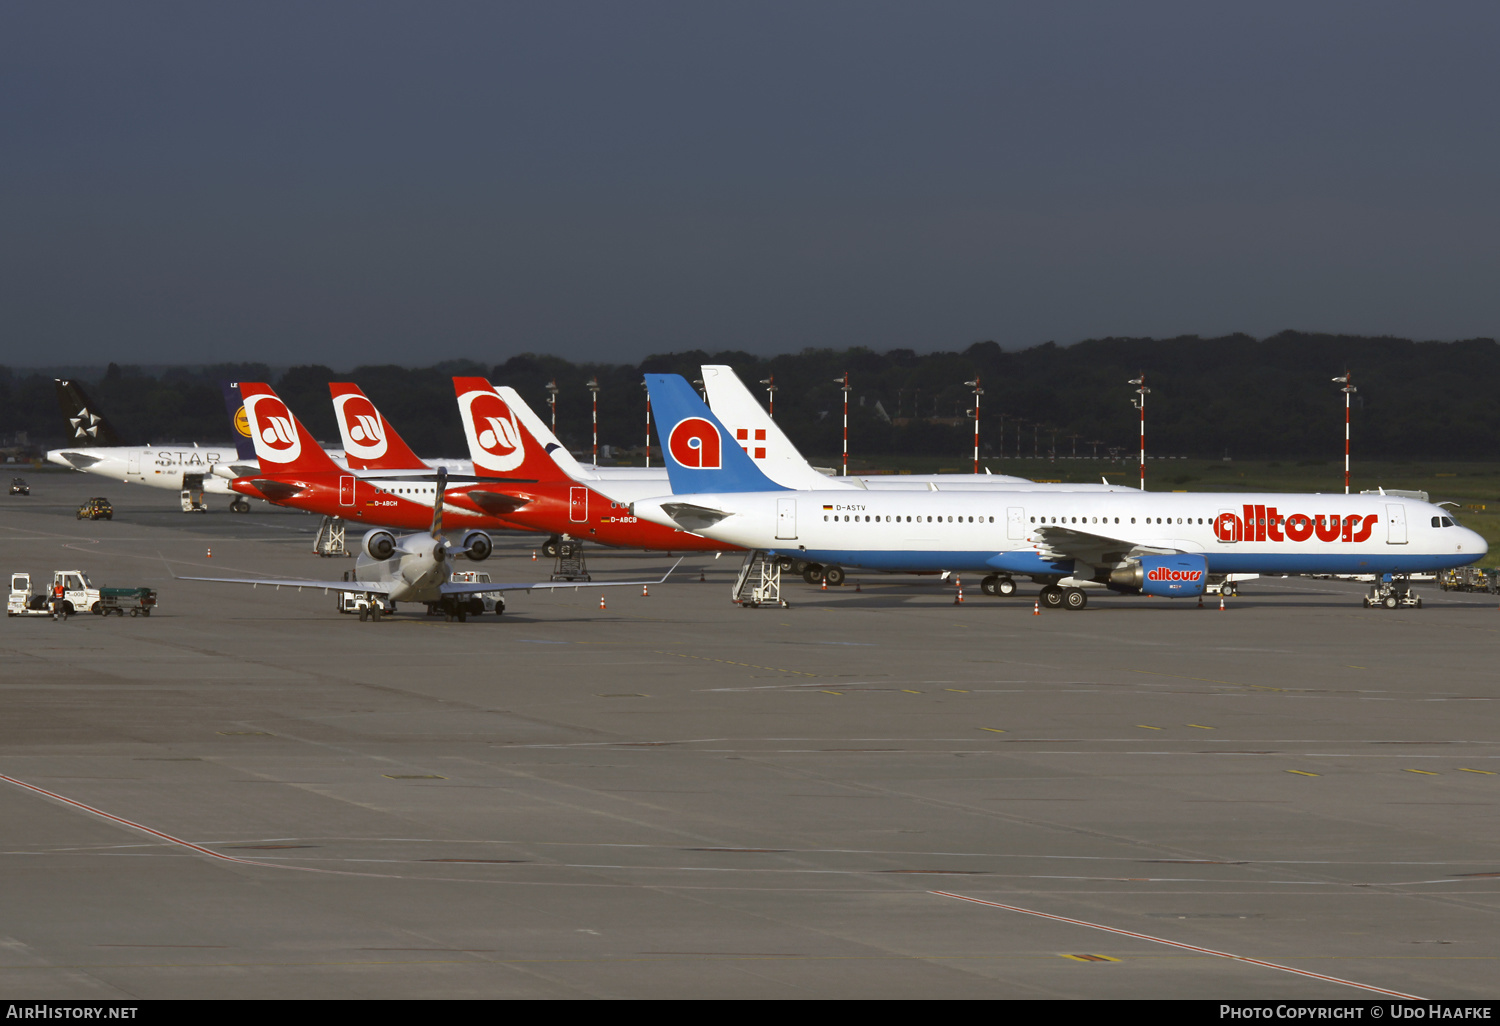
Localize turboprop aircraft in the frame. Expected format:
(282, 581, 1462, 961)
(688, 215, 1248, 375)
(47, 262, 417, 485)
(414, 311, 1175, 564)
(46, 379, 245, 511)
(182, 465, 681, 622)
(630, 374, 1486, 609)
(450, 377, 738, 554)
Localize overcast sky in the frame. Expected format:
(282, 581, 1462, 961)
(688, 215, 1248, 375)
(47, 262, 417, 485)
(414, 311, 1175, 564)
(4, 1, 1498, 367)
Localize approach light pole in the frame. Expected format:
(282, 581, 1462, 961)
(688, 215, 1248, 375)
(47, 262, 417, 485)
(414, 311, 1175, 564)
(546, 380, 559, 435)
(1333, 372, 1356, 494)
(641, 380, 652, 468)
(965, 377, 982, 473)
(586, 377, 600, 467)
(760, 375, 778, 419)
(1129, 374, 1150, 491)
(834, 372, 850, 476)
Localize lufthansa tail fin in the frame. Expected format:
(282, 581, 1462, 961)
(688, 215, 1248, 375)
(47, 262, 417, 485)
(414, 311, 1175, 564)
(328, 383, 428, 471)
(452, 377, 569, 483)
(55, 379, 126, 446)
(221, 382, 256, 461)
(644, 374, 787, 494)
(237, 383, 343, 475)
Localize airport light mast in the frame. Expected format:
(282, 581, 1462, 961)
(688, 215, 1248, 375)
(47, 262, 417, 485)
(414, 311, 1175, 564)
(1333, 372, 1356, 494)
(965, 377, 982, 473)
(834, 372, 850, 476)
(641, 380, 652, 468)
(1129, 374, 1149, 491)
(760, 375, 777, 419)
(546, 380, 559, 435)
(587, 377, 600, 466)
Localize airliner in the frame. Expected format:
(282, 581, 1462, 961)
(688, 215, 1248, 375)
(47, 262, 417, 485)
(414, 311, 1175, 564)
(630, 374, 1486, 609)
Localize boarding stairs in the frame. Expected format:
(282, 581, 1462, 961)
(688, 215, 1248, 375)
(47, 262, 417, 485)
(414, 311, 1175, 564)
(733, 550, 786, 608)
(314, 516, 351, 557)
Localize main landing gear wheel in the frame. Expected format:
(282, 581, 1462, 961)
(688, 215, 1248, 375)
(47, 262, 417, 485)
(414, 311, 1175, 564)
(802, 564, 824, 586)
(230, 497, 251, 514)
(1040, 585, 1065, 609)
(1063, 587, 1088, 610)
(1219, 582, 1238, 597)
(980, 575, 1017, 597)
(822, 566, 846, 587)
(541, 536, 561, 558)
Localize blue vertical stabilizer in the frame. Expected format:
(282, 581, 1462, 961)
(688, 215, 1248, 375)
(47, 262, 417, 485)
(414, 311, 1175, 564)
(644, 374, 788, 494)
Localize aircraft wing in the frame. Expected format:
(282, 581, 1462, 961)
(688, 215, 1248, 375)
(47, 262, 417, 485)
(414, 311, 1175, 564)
(178, 574, 397, 594)
(1030, 526, 1185, 568)
(438, 558, 685, 595)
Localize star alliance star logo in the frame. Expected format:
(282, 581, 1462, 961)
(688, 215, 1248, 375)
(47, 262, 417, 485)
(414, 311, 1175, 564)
(69, 407, 103, 439)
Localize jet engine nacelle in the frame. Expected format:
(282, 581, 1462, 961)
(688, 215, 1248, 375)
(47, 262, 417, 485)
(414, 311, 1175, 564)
(1108, 554, 1209, 597)
(363, 529, 397, 561)
(461, 530, 492, 562)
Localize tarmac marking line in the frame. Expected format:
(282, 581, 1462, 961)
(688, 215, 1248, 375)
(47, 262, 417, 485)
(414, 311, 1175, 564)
(1404, 769, 1440, 775)
(930, 890, 1425, 999)
(1286, 770, 1320, 777)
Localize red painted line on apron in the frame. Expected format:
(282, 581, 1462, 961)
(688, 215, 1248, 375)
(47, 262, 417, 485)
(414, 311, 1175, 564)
(930, 890, 1423, 1000)
(0, 772, 318, 872)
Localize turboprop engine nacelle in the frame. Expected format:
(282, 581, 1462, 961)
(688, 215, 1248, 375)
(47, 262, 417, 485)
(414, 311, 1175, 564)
(1108, 554, 1209, 597)
(363, 529, 397, 561)
(461, 530, 492, 561)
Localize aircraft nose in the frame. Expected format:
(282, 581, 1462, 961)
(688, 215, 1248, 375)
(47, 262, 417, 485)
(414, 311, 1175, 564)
(1462, 527, 1488, 560)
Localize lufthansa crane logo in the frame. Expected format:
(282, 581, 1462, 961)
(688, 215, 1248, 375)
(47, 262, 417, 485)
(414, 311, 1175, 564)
(331, 393, 389, 460)
(457, 389, 526, 472)
(242, 393, 302, 463)
(667, 417, 722, 469)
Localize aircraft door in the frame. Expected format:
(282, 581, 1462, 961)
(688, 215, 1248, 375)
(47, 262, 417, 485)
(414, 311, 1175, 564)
(1216, 507, 1240, 543)
(339, 475, 355, 506)
(1386, 504, 1407, 544)
(127, 452, 140, 478)
(776, 498, 797, 539)
(570, 486, 588, 523)
(1007, 507, 1026, 541)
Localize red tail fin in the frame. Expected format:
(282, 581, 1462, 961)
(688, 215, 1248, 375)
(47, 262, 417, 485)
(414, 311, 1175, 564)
(239, 383, 342, 475)
(328, 383, 428, 471)
(453, 377, 568, 482)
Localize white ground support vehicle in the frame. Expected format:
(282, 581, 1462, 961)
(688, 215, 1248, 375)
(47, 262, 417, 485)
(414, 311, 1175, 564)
(442, 571, 506, 615)
(8, 571, 102, 617)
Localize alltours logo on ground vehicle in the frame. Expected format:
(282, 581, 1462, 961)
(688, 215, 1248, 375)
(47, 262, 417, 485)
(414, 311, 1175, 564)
(668, 418, 722, 469)
(332, 393, 389, 460)
(1214, 505, 1378, 543)
(242, 393, 302, 463)
(457, 389, 526, 472)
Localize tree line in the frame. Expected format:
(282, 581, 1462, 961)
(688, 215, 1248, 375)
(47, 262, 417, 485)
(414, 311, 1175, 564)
(4, 331, 1497, 462)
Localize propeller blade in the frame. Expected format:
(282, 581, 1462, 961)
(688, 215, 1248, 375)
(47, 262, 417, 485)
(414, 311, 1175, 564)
(430, 466, 447, 539)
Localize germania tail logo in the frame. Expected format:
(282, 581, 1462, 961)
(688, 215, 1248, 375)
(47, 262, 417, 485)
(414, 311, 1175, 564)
(667, 418, 722, 469)
(242, 393, 303, 463)
(331, 393, 389, 460)
(458, 389, 526, 471)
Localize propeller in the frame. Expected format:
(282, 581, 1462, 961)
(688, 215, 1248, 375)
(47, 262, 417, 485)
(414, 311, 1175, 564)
(430, 466, 447, 540)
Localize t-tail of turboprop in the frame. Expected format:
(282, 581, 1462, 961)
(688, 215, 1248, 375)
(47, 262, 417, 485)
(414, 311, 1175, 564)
(644, 374, 787, 495)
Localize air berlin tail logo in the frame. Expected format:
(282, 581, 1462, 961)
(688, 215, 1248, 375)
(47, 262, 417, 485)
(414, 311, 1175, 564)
(668, 418, 722, 469)
(242, 394, 303, 463)
(331, 393, 389, 460)
(1147, 567, 1204, 582)
(458, 389, 526, 472)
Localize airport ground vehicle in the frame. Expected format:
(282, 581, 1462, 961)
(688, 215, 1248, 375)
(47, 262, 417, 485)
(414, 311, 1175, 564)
(97, 587, 157, 616)
(9, 478, 29, 495)
(8, 571, 135, 618)
(76, 497, 112, 520)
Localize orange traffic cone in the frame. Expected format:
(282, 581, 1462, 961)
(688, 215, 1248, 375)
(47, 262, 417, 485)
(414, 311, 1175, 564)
(641, 584, 649, 597)
(1219, 594, 1226, 611)
(531, 550, 537, 561)
(1033, 599, 1041, 615)
(699, 570, 706, 582)
(1197, 594, 1203, 608)
(855, 581, 861, 593)
(954, 586, 964, 605)
(599, 595, 607, 610)
(821, 578, 828, 592)
(206, 548, 212, 558)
